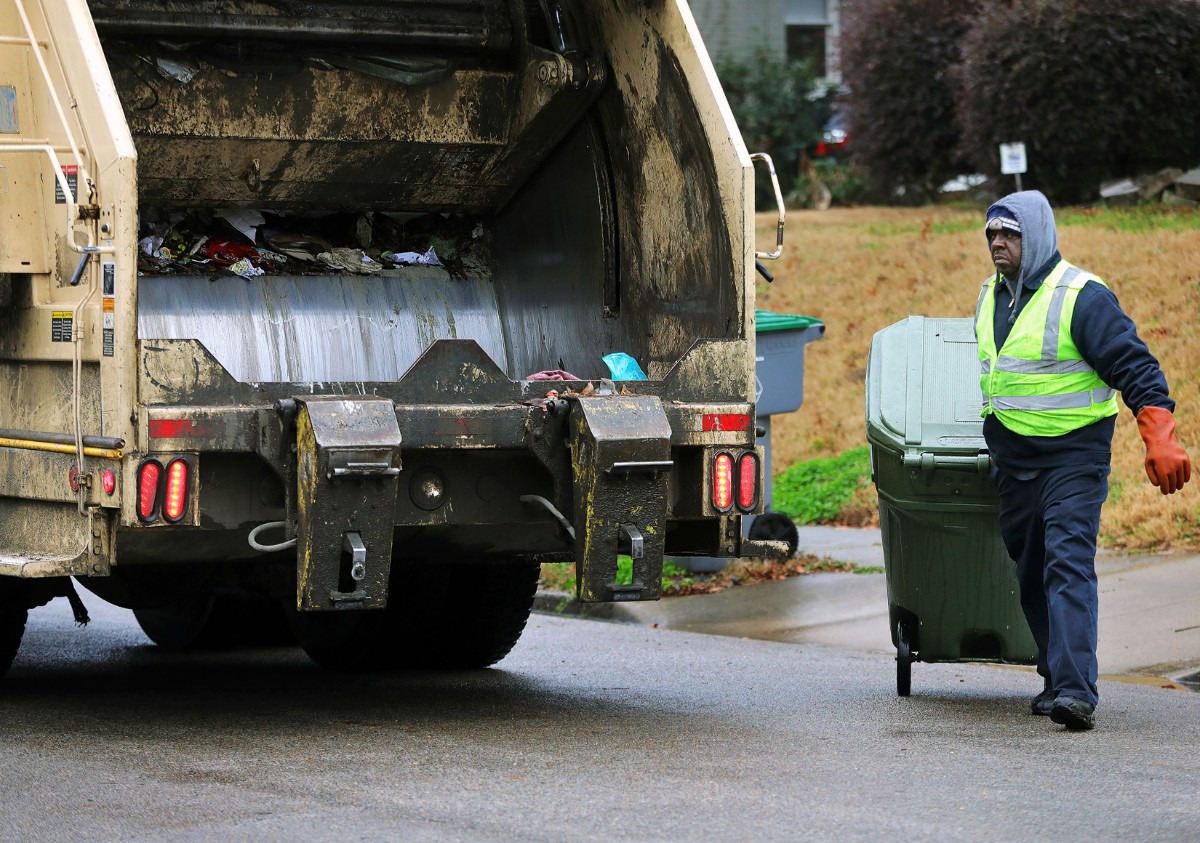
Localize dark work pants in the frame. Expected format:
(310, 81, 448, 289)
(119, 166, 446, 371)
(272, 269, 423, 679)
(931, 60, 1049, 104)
(992, 463, 1110, 707)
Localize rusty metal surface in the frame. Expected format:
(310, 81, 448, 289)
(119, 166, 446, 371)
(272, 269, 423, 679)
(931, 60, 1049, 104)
(294, 396, 401, 611)
(569, 395, 671, 603)
(87, 0, 514, 50)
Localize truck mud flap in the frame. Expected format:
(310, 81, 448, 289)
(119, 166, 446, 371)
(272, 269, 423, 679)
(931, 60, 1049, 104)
(570, 396, 672, 603)
(295, 397, 402, 611)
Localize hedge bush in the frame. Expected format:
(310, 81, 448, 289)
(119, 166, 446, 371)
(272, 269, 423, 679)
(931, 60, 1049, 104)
(714, 50, 832, 206)
(838, 0, 981, 203)
(957, 0, 1200, 203)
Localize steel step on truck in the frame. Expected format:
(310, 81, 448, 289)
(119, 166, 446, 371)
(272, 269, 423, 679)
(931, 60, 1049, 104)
(0, 0, 786, 676)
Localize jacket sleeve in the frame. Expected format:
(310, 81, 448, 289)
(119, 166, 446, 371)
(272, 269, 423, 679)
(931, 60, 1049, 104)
(1072, 281, 1174, 415)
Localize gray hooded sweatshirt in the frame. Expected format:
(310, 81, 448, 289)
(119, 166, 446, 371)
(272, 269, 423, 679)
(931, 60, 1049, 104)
(980, 190, 1173, 471)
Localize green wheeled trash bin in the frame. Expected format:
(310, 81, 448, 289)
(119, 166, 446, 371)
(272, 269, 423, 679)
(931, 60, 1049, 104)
(865, 316, 1037, 696)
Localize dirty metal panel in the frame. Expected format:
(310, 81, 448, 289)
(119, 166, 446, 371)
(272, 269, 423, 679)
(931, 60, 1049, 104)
(295, 396, 402, 611)
(0, 498, 103, 578)
(105, 59, 518, 211)
(137, 269, 509, 384)
(88, 0, 514, 52)
(569, 395, 671, 603)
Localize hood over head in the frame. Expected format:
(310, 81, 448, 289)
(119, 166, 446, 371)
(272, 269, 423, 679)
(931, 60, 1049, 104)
(985, 189, 1057, 286)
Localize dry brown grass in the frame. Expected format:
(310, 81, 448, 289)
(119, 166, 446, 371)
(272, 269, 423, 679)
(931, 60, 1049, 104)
(756, 205, 1200, 552)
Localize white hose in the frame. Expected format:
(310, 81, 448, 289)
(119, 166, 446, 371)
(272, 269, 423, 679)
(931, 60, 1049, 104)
(520, 494, 576, 541)
(248, 520, 296, 552)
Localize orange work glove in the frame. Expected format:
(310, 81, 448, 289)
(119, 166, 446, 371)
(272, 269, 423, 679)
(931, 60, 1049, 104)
(1136, 406, 1191, 495)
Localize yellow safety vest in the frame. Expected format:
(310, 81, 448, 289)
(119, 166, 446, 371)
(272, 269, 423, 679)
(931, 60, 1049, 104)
(975, 260, 1118, 437)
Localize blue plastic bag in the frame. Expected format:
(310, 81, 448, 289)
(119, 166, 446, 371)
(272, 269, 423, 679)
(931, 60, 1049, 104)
(602, 352, 648, 381)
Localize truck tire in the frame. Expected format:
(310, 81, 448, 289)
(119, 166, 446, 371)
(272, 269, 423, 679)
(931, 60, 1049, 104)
(134, 593, 293, 651)
(386, 560, 541, 670)
(0, 582, 30, 681)
(289, 560, 540, 672)
(747, 512, 800, 557)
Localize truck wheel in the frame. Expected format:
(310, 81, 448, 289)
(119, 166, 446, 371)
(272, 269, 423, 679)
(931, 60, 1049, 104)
(747, 512, 800, 557)
(386, 560, 541, 670)
(285, 607, 387, 672)
(134, 592, 225, 651)
(288, 561, 540, 672)
(0, 581, 30, 681)
(135, 593, 293, 651)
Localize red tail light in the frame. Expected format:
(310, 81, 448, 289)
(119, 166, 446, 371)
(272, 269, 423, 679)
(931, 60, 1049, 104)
(162, 458, 189, 522)
(137, 460, 163, 522)
(712, 452, 733, 512)
(102, 469, 116, 495)
(736, 452, 759, 512)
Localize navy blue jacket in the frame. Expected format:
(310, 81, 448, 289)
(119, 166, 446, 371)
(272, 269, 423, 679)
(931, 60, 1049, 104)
(984, 249, 1173, 472)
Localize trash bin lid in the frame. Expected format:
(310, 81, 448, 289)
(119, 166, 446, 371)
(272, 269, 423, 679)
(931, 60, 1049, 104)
(866, 316, 987, 456)
(756, 310, 823, 334)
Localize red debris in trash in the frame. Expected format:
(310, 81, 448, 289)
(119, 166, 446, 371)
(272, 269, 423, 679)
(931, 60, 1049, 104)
(200, 239, 262, 267)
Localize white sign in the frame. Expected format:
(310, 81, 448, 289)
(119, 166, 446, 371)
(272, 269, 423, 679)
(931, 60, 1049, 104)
(999, 142, 1027, 175)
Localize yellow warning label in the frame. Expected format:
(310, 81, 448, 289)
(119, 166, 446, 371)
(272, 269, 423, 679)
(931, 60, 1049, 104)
(102, 297, 115, 313)
(51, 311, 72, 342)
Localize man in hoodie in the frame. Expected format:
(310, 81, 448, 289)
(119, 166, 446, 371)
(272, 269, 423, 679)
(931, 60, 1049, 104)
(975, 190, 1190, 731)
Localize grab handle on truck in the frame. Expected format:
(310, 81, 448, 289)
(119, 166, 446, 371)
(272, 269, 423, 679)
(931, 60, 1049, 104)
(750, 152, 786, 262)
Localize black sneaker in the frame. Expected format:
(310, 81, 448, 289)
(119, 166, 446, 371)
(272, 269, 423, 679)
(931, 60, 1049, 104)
(1050, 696, 1096, 731)
(1031, 687, 1055, 717)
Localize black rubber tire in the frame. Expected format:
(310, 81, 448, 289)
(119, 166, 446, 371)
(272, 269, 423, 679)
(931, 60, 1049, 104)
(289, 561, 540, 672)
(135, 592, 294, 651)
(388, 561, 541, 670)
(747, 512, 800, 558)
(896, 620, 912, 697)
(285, 605, 387, 672)
(0, 582, 30, 682)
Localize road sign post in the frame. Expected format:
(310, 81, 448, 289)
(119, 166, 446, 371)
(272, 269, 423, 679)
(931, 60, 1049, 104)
(999, 142, 1027, 192)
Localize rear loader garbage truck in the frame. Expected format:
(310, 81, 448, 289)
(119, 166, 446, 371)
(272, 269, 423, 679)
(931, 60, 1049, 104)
(0, 0, 785, 676)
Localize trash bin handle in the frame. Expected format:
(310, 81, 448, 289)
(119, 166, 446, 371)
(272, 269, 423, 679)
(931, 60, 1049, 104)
(750, 152, 785, 261)
(901, 452, 991, 473)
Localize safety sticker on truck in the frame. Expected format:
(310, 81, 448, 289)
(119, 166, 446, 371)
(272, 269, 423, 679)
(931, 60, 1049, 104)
(102, 262, 116, 296)
(103, 297, 115, 357)
(54, 164, 78, 204)
(0, 86, 17, 134)
(51, 311, 72, 342)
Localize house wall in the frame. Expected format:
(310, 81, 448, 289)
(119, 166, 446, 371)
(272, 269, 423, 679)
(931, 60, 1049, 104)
(689, 0, 787, 64)
(689, 0, 840, 80)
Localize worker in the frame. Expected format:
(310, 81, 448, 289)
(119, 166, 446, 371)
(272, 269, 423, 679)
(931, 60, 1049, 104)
(974, 189, 1190, 731)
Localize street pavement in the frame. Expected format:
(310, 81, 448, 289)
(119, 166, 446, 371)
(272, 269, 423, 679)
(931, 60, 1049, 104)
(539, 526, 1200, 689)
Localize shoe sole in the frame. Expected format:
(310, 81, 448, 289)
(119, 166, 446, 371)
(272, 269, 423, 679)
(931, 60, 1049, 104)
(1050, 706, 1095, 731)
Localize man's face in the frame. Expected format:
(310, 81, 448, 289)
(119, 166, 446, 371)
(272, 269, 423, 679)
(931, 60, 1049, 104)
(988, 228, 1022, 279)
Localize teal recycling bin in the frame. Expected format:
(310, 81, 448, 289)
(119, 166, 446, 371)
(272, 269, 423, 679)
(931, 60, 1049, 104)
(866, 316, 1036, 696)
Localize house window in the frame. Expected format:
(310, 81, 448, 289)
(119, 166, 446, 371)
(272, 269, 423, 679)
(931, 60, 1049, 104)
(786, 25, 826, 76)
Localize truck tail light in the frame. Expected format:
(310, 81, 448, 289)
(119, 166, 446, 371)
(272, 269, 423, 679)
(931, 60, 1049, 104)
(736, 452, 760, 512)
(102, 469, 116, 495)
(137, 459, 163, 522)
(162, 458, 190, 522)
(712, 452, 733, 512)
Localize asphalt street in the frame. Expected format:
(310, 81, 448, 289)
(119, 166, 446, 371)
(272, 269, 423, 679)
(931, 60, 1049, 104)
(586, 526, 1200, 689)
(1, 584, 1198, 841)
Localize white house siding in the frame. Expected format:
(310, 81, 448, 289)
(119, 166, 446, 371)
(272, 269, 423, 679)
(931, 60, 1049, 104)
(689, 0, 787, 64)
(690, 0, 840, 80)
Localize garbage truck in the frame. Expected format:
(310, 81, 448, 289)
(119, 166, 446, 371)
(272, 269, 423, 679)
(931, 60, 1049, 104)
(0, 0, 784, 676)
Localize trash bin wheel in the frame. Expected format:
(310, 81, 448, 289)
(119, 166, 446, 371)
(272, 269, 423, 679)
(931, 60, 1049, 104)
(747, 512, 799, 557)
(896, 619, 914, 697)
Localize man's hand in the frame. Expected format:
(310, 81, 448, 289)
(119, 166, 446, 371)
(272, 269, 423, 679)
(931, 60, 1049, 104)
(1136, 406, 1191, 495)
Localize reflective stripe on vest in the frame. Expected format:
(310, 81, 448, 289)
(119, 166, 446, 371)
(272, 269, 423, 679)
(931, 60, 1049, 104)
(975, 260, 1119, 436)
